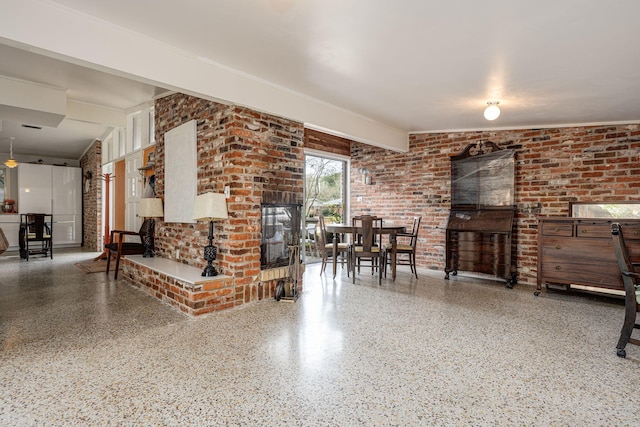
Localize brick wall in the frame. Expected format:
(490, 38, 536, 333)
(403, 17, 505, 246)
(350, 124, 640, 287)
(153, 93, 304, 308)
(80, 140, 102, 251)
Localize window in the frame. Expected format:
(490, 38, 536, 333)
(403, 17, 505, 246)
(0, 166, 6, 202)
(570, 201, 640, 219)
(304, 153, 348, 223)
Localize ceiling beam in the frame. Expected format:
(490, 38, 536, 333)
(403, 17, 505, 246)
(0, 75, 66, 127)
(66, 100, 126, 128)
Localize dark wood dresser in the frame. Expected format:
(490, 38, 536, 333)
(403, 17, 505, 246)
(445, 208, 516, 286)
(537, 217, 640, 293)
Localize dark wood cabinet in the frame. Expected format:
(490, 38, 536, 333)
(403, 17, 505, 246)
(445, 208, 516, 286)
(445, 142, 517, 287)
(537, 217, 640, 293)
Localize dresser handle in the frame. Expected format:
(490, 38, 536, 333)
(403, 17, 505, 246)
(581, 229, 587, 233)
(555, 245, 561, 249)
(553, 227, 560, 232)
(555, 265, 561, 270)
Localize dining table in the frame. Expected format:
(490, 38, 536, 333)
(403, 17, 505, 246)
(325, 222, 406, 280)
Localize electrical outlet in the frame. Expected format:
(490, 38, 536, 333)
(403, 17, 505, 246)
(224, 185, 230, 198)
(175, 248, 180, 259)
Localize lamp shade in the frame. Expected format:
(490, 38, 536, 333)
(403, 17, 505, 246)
(4, 137, 18, 168)
(138, 198, 164, 218)
(193, 192, 229, 221)
(4, 158, 18, 168)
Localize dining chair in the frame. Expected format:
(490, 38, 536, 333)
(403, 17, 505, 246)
(351, 215, 383, 285)
(318, 216, 350, 275)
(19, 213, 53, 261)
(304, 218, 319, 257)
(105, 219, 150, 279)
(384, 216, 421, 279)
(611, 223, 640, 358)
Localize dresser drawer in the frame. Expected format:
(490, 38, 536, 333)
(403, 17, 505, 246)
(617, 224, 640, 240)
(540, 261, 621, 288)
(576, 224, 612, 238)
(541, 222, 573, 237)
(575, 222, 640, 239)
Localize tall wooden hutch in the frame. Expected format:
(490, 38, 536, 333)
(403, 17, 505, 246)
(444, 141, 517, 287)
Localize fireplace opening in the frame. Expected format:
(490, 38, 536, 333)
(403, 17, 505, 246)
(261, 203, 302, 270)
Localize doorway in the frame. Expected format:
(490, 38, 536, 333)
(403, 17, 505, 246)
(303, 150, 349, 262)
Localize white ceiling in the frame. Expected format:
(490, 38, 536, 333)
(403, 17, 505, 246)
(1, 0, 640, 159)
(0, 43, 168, 159)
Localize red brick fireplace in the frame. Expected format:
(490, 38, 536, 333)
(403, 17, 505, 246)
(148, 93, 305, 310)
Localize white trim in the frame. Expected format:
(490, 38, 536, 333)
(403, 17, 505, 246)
(304, 147, 350, 162)
(410, 120, 640, 135)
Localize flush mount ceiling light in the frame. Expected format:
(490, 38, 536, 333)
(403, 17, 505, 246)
(483, 101, 501, 121)
(4, 137, 18, 168)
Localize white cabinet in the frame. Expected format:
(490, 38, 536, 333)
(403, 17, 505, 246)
(52, 166, 81, 215)
(18, 163, 52, 213)
(52, 166, 82, 246)
(52, 214, 80, 245)
(18, 164, 82, 247)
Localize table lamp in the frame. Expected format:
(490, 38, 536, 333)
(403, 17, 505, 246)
(138, 197, 164, 257)
(192, 192, 228, 276)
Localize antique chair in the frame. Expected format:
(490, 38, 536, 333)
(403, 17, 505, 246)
(611, 222, 640, 358)
(351, 215, 383, 285)
(318, 216, 350, 275)
(384, 216, 421, 279)
(105, 219, 150, 279)
(19, 213, 53, 261)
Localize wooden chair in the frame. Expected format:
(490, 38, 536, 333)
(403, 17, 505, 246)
(19, 213, 53, 261)
(318, 216, 350, 275)
(384, 216, 421, 279)
(351, 215, 383, 285)
(105, 219, 150, 279)
(611, 222, 640, 358)
(304, 218, 319, 257)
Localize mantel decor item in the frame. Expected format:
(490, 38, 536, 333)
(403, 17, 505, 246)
(192, 192, 228, 276)
(138, 197, 164, 257)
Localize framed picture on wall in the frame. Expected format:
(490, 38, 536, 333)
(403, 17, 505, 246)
(165, 120, 197, 223)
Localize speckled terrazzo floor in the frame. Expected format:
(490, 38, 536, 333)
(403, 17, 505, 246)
(1, 249, 640, 426)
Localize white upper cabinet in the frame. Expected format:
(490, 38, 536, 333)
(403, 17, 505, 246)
(18, 163, 52, 214)
(52, 166, 81, 215)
